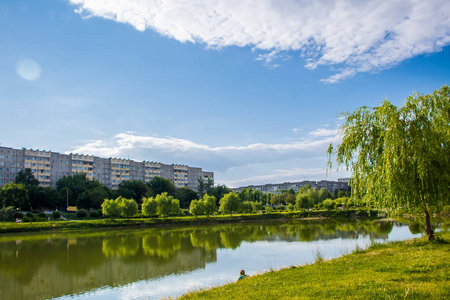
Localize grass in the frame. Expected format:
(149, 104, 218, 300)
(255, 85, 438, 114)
(177, 231, 450, 300)
(0, 209, 378, 234)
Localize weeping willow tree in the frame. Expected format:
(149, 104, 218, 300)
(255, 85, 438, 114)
(328, 85, 450, 241)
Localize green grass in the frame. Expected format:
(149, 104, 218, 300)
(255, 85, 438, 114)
(0, 209, 378, 234)
(178, 231, 450, 300)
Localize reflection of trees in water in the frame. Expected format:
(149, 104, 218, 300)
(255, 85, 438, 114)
(102, 235, 140, 257)
(0, 220, 401, 300)
(142, 231, 182, 259)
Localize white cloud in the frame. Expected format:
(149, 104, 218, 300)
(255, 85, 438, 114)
(309, 128, 338, 137)
(69, 0, 450, 82)
(68, 130, 341, 187)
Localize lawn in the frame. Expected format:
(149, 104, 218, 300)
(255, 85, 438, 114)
(178, 231, 450, 299)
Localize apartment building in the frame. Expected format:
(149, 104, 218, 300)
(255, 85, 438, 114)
(0, 146, 213, 191)
(231, 179, 349, 194)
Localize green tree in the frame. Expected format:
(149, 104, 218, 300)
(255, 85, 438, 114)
(328, 85, 450, 241)
(117, 180, 150, 204)
(1, 182, 30, 210)
(119, 197, 139, 218)
(189, 199, 205, 216)
(175, 187, 198, 209)
(219, 192, 240, 215)
(142, 197, 157, 217)
(208, 184, 232, 205)
(147, 177, 176, 197)
(15, 168, 40, 187)
(251, 201, 263, 213)
(197, 176, 214, 198)
(101, 198, 121, 218)
(203, 194, 217, 215)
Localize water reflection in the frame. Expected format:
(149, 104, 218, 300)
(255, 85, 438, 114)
(0, 220, 402, 300)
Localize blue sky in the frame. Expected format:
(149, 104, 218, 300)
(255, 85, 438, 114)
(1, 0, 449, 187)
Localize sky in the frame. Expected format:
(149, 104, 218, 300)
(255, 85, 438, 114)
(1, 0, 449, 188)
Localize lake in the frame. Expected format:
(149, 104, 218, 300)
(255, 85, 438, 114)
(0, 219, 421, 300)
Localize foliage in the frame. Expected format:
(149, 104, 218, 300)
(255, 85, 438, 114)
(101, 198, 121, 218)
(142, 197, 158, 217)
(176, 187, 198, 209)
(203, 194, 217, 215)
(328, 85, 450, 241)
(119, 198, 139, 218)
(197, 176, 214, 197)
(0, 206, 16, 221)
(52, 211, 61, 219)
(239, 201, 253, 213)
(76, 209, 88, 219)
(117, 180, 150, 204)
(89, 210, 100, 218)
(323, 199, 336, 211)
(189, 200, 205, 216)
(208, 185, 232, 205)
(251, 201, 263, 213)
(219, 192, 241, 215)
(38, 212, 47, 218)
(147, 177, 176, 197)
(264, 205, 273, 213)
(0, 182, 30, 210)
(15, 168, 40, 187)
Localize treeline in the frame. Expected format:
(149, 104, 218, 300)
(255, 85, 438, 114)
(1, 168, 355, 220)
(0, 169, 229, 212)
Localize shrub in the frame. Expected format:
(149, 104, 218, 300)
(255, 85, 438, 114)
(89, 210, 100, 218)
(23, 214, 35, 222)
(14, 211, 24, 219)
(38, 212, 47, 218)
(0, 206, 16, 221)
(52, 211, 61, 219)
(77, 209, 88, 219)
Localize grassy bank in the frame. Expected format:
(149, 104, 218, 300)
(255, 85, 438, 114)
(178, 231, 450, 300)
(0, 209, 378, 234)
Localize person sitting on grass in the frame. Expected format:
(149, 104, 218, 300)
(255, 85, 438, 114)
(238, 270, 248, 281)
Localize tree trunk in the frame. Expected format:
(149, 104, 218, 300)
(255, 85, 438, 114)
(424, 208, 435, 242)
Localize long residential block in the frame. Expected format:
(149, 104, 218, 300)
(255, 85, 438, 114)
(231, 179, 349, 194)
(0, 146, 213, 190)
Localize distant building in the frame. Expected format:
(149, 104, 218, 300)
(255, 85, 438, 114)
(0, 146, 213, 190)
(231, 179, 349, 194)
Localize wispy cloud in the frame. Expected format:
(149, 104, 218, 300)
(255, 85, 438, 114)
(68, 129, 343, 187)
(69, 0, 450, 82)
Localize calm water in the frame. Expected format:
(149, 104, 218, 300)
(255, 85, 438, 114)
(0, 220, 421, 300)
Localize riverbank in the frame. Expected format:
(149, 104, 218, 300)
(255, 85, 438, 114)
(0, 209, 378, 234)
(178, 230, 450, 300)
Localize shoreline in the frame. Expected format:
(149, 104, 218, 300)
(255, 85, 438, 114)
(0, 209, 379, 235)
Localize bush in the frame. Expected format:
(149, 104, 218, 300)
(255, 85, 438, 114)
(0, 206, 16, 221)
(89, 210, 100, 218)
(77, 209, 88, 219)
(14, 211, 24, 219)
(52, 211, 61, 219)
(38, 212, 47, 218)
(23, 214, 35, 222)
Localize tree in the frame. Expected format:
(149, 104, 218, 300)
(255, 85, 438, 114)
(189, 199, 205, 216)
(101, 198, 121, 218)
(203, 194, 217, 215)
(208, 184, 232, 205)
(175, 187, 198, 209)
(142, 197, 157, 217)
(119, 198, 139, 218)
(15, 168, 40, 187)
(328, 85, 450, 241)
(147, 177, 176, 197)
(1, 183, 30, 210)
(219, 192, 241, 215)
(118, 180, 150, 204)
(197, 176, 214, 198)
